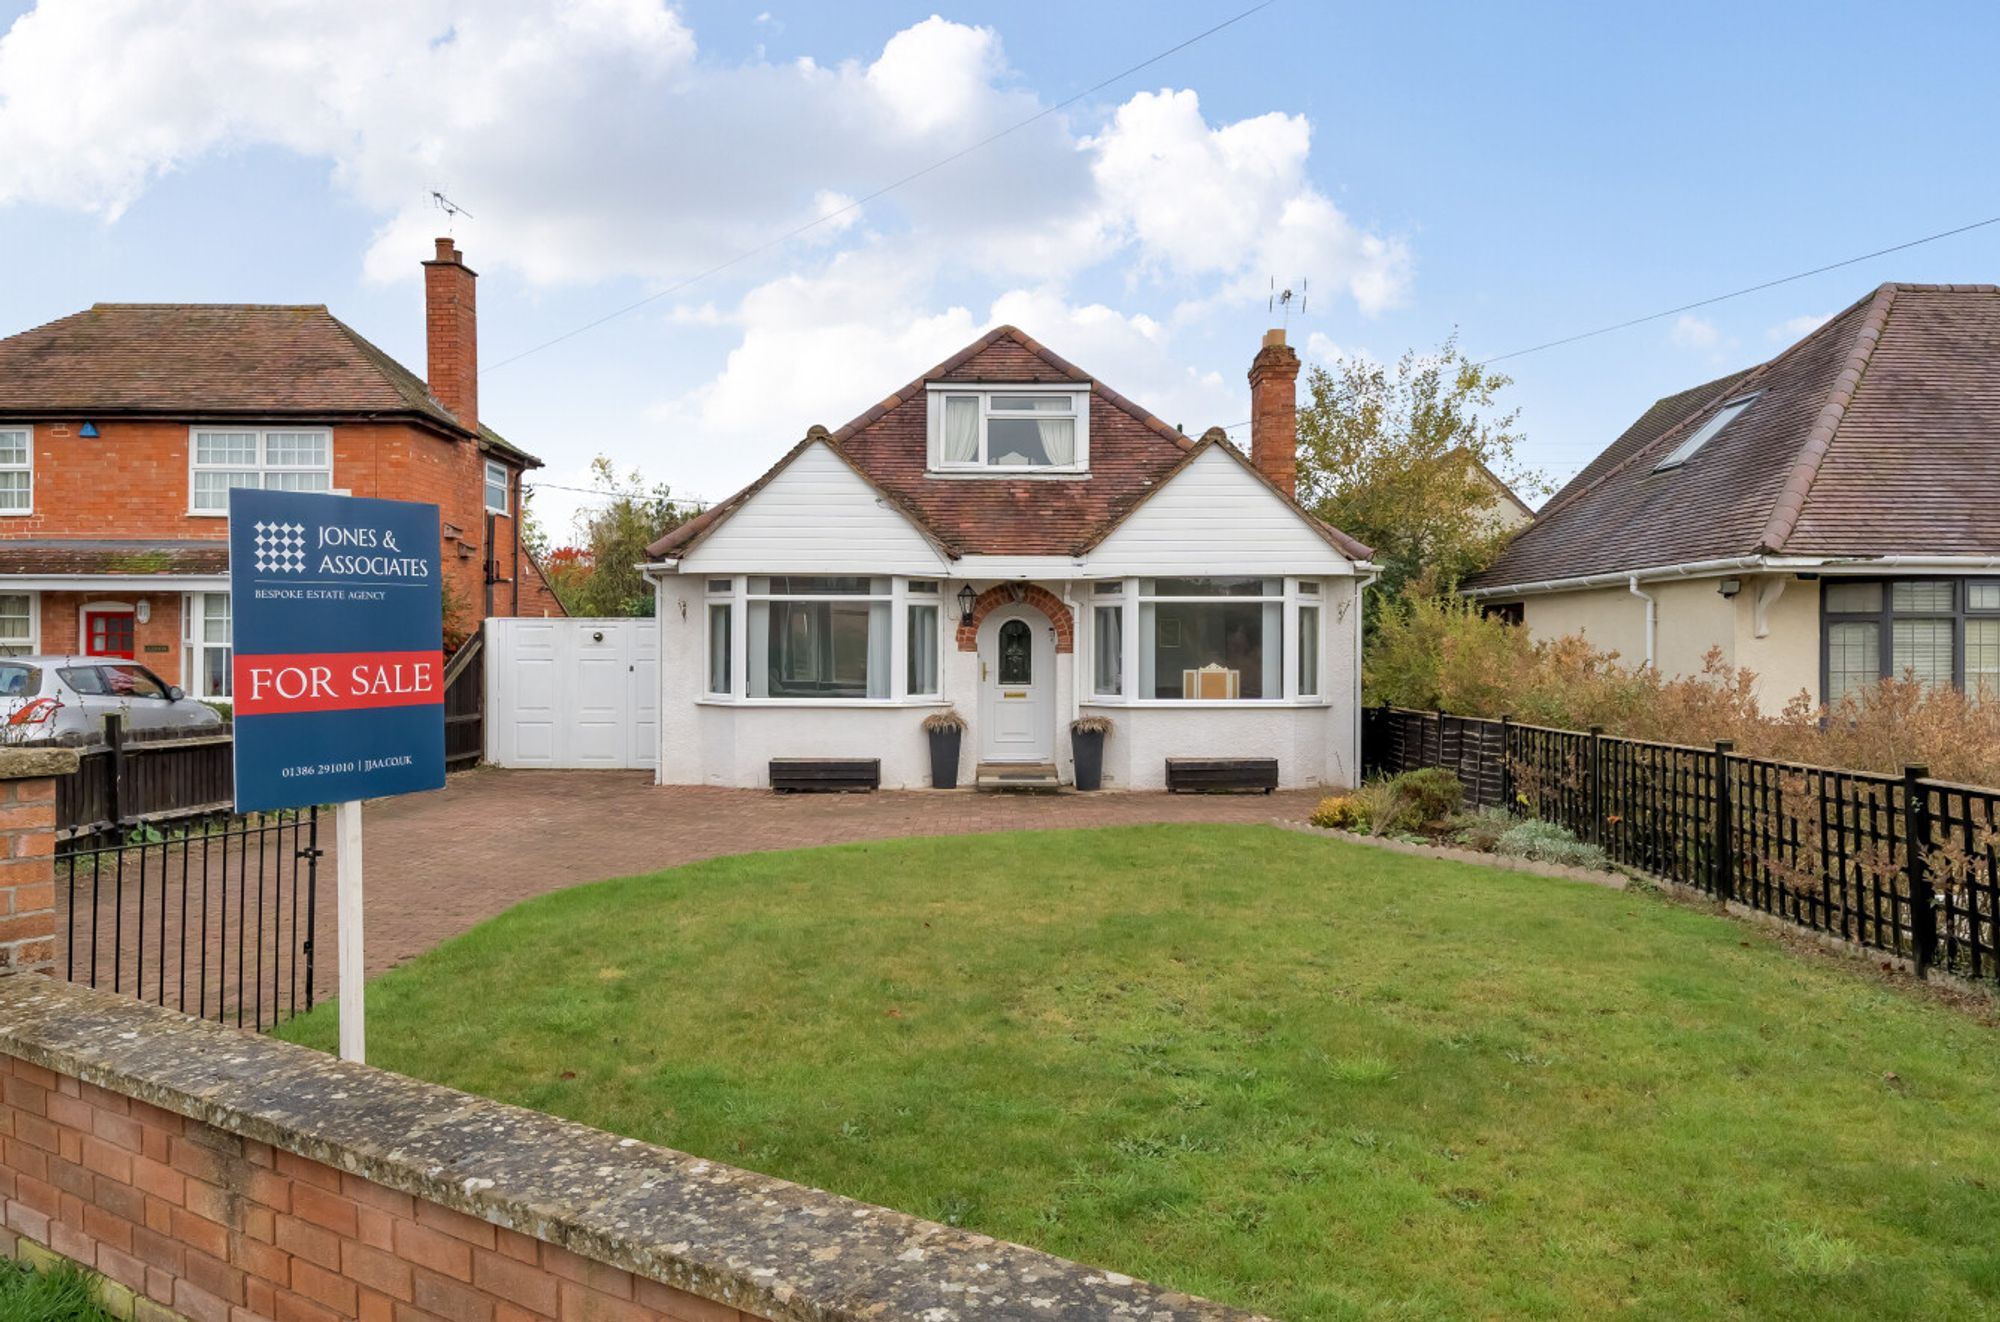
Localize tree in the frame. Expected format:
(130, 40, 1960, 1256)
(548, 457, 699, 617)
(1295, 333, 1546, 599)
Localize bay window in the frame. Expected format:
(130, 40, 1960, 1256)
(1140, 577, 1284, 701)
(181, 593, 231, 699)
(1822, 578, 2000, 703)
(746, 577, 890, 700)
(907, 581, 940, 697)
(1091, 580, 1124, 698)
(705, 579, 732, 697)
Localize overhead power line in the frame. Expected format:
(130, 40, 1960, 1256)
(1477, 212, 2000, 366)
(482, 0, 1279, 375)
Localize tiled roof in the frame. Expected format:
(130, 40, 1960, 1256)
(0, 539, 228, 576)
(651, 326, 1370, 561)
(1470, 283, 2000, 589)
(0, 304, 465, 434)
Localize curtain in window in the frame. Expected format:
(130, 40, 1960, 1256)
(1038, 417, 1076, 465)
(1298, 606, 1320, 696)
(707, 604, 732, 695)
(907, 604, 939, 695)
(943, 396, 980, 463)
(1093, 605, 1122, 695)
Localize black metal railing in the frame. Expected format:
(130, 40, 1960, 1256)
(1362, 706, 2000, 985)
(57, 810, 321, 1031)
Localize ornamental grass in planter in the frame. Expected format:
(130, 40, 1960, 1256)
(922, 709, 967, 789)
(1070, 715, 1113, 791)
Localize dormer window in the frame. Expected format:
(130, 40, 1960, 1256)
(927, 385, 1089, 474)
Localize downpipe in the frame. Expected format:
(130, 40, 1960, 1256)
(1628, 574, 1657, 668)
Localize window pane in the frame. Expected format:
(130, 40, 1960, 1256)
(192, 470, 259, 509)
(907, 604, 939, 695)
(986, 417, 1072, 467)
(264, 470, 332, 492)
(0, 470, 28, 510)
(1148, 600, 1281, 700)
(1146, 577, 1280, 597)
(1825, 621, 1880, 704)
(707, 579, 731, 594)
(0, 595, 29, 648)
(757, 599, 884, 698)
(195, 432, 258, 465)
(1823, 582, 1882, 613)
(484, 462, 508, 512)
(942, 396, 980, 463)
(1968, 620, 2000, 699)
(1892, 581, 1954, 614)
(1298, 606, 1320, 697)
(1891, 618, 1954, 689)
(1655, 396, 1753, 469)
(756, 576, 874, 596)
(1969, 582, 2000, 612)
(202, 593, 231, 645)
(997, 619, 1032, 685)
(0, 431, 27, 466)
(1297, 579, 1321, 595)
(205, 644, 232, 698)
(707, 604, 731, 695)
(264, 432, 329, 466)
(908, 580, 939, 594)
(1092, 580, 1122, 596)
(988, 395, 1072, 413)
(1092, 605, 1122, 695)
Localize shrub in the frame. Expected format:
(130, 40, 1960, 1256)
(1345, 769, 1466, 836)
(1310, 795, 1368, 831)
(1448, 807, 1514, 853)
(1494, 818, 1607, 871)
(922, 709, 967, 734)
(1364, 592, 2000, 784)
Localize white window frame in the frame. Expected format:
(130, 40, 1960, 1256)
(699, 575, 947, 707)
(1085, 576, 1330, 708)
(0, 426, 32, 517)
(925, 384, 1090, 475)
(187, 426, 334, 515)
(0, 591, 38, 656)
(484, 459, 510, 515)
(181, 592, 233, 701)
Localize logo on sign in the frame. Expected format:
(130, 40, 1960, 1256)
(253, 521, 308, 574)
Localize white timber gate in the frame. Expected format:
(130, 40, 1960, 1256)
(484, 617, 658, 769)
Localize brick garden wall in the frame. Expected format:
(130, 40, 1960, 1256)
(0, 1053, 754, 1322)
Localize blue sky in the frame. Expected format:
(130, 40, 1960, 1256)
(1, 1, 1995, 539)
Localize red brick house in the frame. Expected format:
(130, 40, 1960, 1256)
(0, 238, 562, 700)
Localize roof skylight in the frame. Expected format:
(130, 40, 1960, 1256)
(1653, 393, 1759, 472)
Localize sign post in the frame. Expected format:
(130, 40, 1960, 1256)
(229, 489, 446, 1063)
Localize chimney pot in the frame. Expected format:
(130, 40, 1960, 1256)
(423, 238, 478, 433)
(1247, 328, 1301, 499)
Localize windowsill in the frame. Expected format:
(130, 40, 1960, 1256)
(0, 511, 32, 517)
(696, 697, 951, 709)
(1079, 698, 1336, 710)
(925, 470, 1091, 481)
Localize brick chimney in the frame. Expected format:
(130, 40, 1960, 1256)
(423, 237, 478, 434)
(1247, 328, 1301, 498)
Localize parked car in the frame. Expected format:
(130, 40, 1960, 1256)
(0, 657, 225, 741)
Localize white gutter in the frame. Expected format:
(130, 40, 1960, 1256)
(1466, 553, 2000, 599)
(0, 575, 230, 590)
(1627, 574, 1656, 668)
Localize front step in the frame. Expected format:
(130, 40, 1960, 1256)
(975, 761, 1064, 792)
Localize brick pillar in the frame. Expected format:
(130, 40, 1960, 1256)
(423, 236, 479, 435)
(1247, 328, 1302, 499)
(0, 747, 77, 976)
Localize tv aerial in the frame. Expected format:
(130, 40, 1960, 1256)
(431, 191, 475, 228)
(1269, 277, 1308, 327)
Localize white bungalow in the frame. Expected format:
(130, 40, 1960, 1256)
(644, 326, 1375, 790)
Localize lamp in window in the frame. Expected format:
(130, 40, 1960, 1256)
(957, 583, 978, 625)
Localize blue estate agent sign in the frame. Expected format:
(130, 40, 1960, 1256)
(229, 488, 446, 814)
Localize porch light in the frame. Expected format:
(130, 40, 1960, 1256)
(1718, 578, 1742, 598)
(957, 583, 978, 625)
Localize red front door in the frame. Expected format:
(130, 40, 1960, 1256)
(83, 609, 136, 659)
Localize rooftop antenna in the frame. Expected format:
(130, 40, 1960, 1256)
(430, 190, 475, 231)
(1268, 276, 1308, 329)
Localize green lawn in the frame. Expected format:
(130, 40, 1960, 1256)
(278, 826, 2000, 1320)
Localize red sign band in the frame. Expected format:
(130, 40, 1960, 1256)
(233, 651, 443, 716)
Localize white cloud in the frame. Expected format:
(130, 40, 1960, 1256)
(1669, 313, 1722, 351)
(1766, 312, 1831, 343)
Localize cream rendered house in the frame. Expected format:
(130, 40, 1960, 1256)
(643, 326, 1377, 789)
(1467, 283, 2000, 710)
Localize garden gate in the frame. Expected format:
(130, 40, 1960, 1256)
(484, 616, 659, 769)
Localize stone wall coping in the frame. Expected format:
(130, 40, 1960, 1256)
(0, 977, 1269, 1322)
(0, 746, 80, 779)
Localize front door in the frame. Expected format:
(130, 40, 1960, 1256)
(977, 606, 1055, 763)
(83, 608, 136, 659)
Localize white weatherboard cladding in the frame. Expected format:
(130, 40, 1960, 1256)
(678, 443, 947, 575)
(1086, 447, 1354, 577)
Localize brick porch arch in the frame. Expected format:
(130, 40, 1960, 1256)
(955, 583, 1074, 653)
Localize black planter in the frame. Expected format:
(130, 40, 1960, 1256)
(928, 728, 963, 789)
(1071, 729, 1105, 791)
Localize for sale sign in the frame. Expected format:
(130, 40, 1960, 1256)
(229, 488, 446, 812)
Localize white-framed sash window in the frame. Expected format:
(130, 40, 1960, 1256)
(189, 427, 333, 513)
(0, 592, 36, 656)
(484, 459, 510, 515)
(702, 575, 950, 704)
(1086, 576, 1329, 706)
(0, 427, 31, 515)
